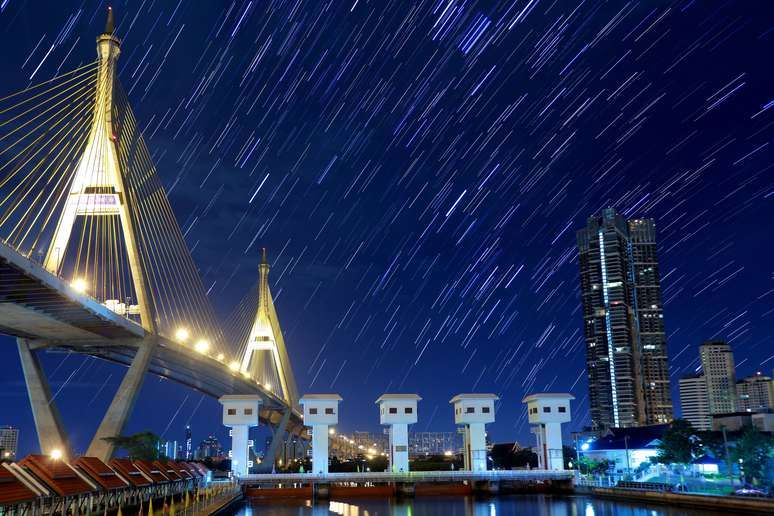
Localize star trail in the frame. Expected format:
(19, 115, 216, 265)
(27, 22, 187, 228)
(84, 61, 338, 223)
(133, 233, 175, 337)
(0, 0, 772, 454)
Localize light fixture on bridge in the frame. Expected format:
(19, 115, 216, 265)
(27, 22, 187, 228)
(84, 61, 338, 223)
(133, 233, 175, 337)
(50, 449, 63, 460)
(71, 278, 88, 293)
(194, 339, 209, 353)
(264, 383, 272, 390)
(229, 361, 240, 371)
(175, 328, 190, 342)
(216, 353, 224, 361)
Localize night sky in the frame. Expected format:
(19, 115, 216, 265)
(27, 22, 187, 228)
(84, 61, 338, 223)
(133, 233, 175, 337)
(1, 0, 772, 457)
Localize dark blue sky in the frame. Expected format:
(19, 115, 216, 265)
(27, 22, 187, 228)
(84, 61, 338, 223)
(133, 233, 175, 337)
(1, 0, 772, 457)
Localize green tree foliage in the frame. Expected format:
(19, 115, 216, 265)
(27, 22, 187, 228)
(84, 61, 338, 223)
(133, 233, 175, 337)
(103, 431, 165, 461)
(732, 425, 774, 486)
(657, 419, 702, 465)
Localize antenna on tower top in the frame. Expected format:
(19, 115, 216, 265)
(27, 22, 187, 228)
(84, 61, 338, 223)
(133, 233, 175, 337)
(261, 247, 268, 265)
(104, 6, 115, 35)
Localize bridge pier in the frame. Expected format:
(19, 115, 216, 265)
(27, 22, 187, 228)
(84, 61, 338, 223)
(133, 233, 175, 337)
(87, 338, 157, 460)
(255, 407, 291, 473)
(18, 338, 71, 458)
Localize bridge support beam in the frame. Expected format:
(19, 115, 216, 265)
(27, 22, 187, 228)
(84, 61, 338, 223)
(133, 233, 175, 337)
(255, 407, 290, 473)
(18, 338, 72, 458)
(87, 338, 156, 461)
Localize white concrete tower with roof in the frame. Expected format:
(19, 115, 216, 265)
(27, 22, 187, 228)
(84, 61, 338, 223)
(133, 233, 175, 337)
(300, 394, 341, 474)
(450, 394, 498, 471)
(219, 395, 262, 477)
(522, 393, 574, 470)
(376, 394, 421, 472)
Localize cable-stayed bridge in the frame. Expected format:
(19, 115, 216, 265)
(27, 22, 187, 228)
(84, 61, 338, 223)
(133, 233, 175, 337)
(0, 9, 303, 467)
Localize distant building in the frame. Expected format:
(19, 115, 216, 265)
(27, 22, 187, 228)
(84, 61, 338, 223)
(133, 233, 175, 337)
(185, 425, 192, 460)
(409, 432, 461, 457)
(700, 341, 737, 414)
(0, 426, 19, 460)
(679, 374, 711, 430)
(576, 208, 672, 429)
(158, 440, 178, 459)
(352, 431, 388, 455)
(195, 435, 223, 459)
(737, 372, 774, 412)
(712, 411, 774, 433)
(581, 424, 668, 472)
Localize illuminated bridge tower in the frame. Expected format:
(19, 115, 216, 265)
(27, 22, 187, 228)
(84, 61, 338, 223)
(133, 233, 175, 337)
(43, 8, 155, 333)
(240, 249, 299, 409)
(18, 9, 158, 461)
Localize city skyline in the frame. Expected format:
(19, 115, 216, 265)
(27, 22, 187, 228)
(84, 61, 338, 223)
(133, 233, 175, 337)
(0, 1, 772, 459)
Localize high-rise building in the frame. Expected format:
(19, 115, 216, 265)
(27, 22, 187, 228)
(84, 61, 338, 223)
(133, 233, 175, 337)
(0, 426, 19, 460)
(195, 435, 223, 459)
(700, 341, 737, 414)
(185, 425, 192, 460)
(576, 208, 672, 429)
(679, 374, 710, 430)
(737, 372, 774, 412)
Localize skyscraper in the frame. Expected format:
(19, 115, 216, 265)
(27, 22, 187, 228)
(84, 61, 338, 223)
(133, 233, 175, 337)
(737, 372, 773, 412)
(576, 208, 672, 429)
(185, 425, 192, 460)
(679, 374, 710, 430)
(0, 426, 19, 460)
(700, 341, 737, 414)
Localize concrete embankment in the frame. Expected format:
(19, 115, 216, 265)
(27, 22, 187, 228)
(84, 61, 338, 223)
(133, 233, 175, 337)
(584, 486, 774, 515)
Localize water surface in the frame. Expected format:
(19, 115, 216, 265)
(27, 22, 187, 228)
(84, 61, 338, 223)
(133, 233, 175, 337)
(236, 494, 744, 515)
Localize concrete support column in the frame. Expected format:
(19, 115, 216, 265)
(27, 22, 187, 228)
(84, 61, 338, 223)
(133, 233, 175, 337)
(255, 408, 290, 473)
(311, 425, 329, 474)
(389, 423, 409, 473)
(17, 338, 71, 458)
(230, 426, 249, 476)
(467, 423, 487, 471)
(87, 338, 156, 460)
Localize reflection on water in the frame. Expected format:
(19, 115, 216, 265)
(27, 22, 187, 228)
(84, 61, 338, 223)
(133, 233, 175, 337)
(235, 495, 739, 516)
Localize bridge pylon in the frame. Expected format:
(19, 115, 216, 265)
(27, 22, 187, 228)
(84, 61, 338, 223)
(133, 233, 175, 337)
(42, 7, 156, 334)
(240, 248, 299, 410)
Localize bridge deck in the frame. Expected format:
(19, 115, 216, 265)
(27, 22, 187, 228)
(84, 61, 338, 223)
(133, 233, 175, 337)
(241, 470, 574, 484)
(0, 240, 305, 435)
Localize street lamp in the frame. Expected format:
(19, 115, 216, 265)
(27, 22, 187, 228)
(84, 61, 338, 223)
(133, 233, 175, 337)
(50, 449, 62, 460)
(194, 340, 209, 353)
(175, 328, 190, 342)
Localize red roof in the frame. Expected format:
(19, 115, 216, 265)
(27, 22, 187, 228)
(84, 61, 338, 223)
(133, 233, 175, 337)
(0, 464, 40, 504)
(109, 459, 151, 487)
(187, 462, 210, 476)
(18, 455, 94, 497)
(153, 461, 181, 481)
(179, 462, 202, 478)
(170, 461, 193, 479)
(133, 460, 169, 483)
(72, 457, 128, 490)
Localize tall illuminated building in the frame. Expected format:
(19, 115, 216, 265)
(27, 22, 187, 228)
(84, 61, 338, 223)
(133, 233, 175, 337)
(700, 341, 737, 414)
(185, 425, 192, 460)
(576, 208, 673, 430)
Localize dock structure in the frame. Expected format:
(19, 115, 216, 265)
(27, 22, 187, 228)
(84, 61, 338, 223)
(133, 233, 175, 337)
(0, 453, 211, 515)
(242, 470, 575, 499)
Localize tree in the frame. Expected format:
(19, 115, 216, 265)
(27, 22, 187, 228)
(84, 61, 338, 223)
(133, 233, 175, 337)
(656, 419, 701, 465)
(732, 425, 774, 486)
(103, 431, 165, 461)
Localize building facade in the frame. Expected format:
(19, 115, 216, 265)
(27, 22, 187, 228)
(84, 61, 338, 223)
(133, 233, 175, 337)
(0, 426, 19, 460)
(737, 372, 774, 412)
(576, 208, 672, 429)
(678, 374, 710, 430)
(700, 341, 737, 415)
